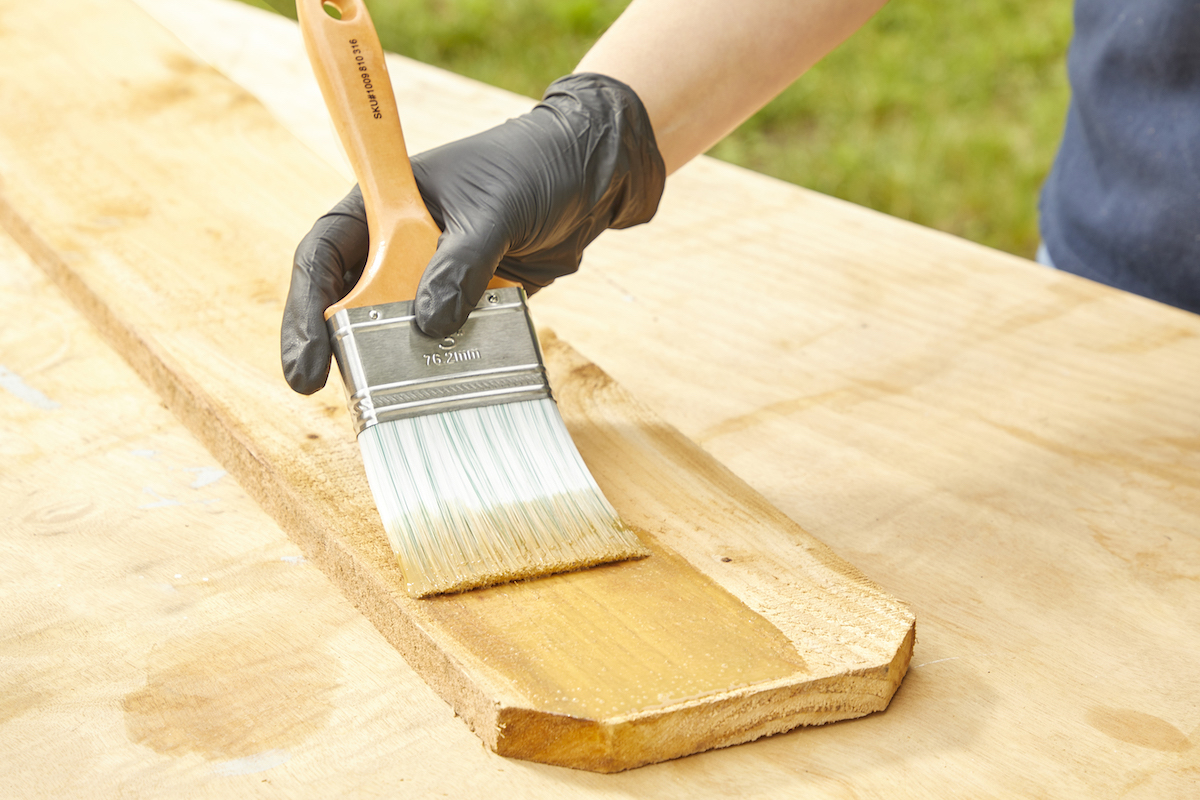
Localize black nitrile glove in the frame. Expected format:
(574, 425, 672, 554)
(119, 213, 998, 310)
(281, 73, 665, 395)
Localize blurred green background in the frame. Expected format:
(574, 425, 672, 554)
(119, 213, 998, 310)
(243, 0, 1073, 258)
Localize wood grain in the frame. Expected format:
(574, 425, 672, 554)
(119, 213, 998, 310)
(0, 0, 912, 772)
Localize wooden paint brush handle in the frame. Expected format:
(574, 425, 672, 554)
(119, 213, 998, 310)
(298, 0, 513, 318)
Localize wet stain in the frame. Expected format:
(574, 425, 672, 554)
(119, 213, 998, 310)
(123, 621, 338, 760)
(1086, 706, 1192, 752)
(421, 533, 808, 720)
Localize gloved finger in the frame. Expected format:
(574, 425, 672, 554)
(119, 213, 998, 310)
(281, 188, 369, 394)
(414, 225, 509, 338)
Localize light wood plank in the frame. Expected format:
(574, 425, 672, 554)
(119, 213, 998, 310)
(0, 0, 913, 772)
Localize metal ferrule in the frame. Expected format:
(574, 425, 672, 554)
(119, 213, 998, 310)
(327, 286, 552, 435)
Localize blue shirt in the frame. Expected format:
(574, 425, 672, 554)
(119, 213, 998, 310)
(1039, 0, 1200, 313)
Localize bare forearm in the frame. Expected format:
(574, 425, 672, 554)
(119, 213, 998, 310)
(576, 0, 888, 174)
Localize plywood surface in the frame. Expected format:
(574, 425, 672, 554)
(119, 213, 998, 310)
(0, 0, 913, 777)
(0, 231, 466, 796)
(2, 0, 1198, 795)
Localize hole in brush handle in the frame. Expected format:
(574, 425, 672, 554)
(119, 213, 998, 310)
(322, 1, 357, 21)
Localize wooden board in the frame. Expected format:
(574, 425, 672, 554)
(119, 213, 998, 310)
(0, 0, 913, 773)
(3, 0, 1199, 795)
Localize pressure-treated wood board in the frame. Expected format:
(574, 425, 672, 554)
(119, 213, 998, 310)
(0, 0, 913, 772)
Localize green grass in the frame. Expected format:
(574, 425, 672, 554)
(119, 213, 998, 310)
(248, 0, 1073, 258)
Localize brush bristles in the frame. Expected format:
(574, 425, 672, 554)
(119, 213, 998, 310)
(358, 397, 649, 597)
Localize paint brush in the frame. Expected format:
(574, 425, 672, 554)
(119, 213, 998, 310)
(296, 0, 649, 597)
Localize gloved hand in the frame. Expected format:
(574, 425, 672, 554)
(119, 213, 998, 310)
(281, 73, 665, 395)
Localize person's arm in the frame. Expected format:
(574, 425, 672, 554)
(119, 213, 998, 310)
(282, 0, 885, 393)
(579, 0, 887, 173)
